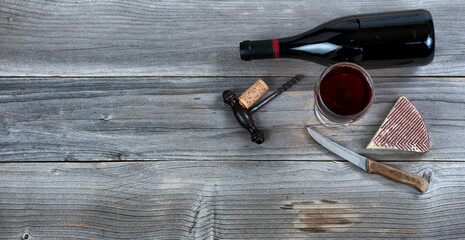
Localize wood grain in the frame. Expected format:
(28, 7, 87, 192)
(0, 161, 463, 239)
(0, 0, 463, 77)
(1, 1, 464, 239)
(1, 76, 464, 161)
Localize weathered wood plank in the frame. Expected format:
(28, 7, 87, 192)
(1, 76, 463, 161)
(0, 161, 462, 239)
(0, 0, 463, 77)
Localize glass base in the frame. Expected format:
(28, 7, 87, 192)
(314, 104, 350, 128)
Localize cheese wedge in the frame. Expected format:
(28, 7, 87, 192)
(367, 96, 429, 152)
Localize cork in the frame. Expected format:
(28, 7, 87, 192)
(238, 79, 269, 109)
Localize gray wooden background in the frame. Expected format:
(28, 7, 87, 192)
(1, 1, 464, 239)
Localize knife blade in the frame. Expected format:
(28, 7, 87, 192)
(306, 127, 429, 193)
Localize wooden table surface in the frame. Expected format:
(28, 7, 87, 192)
(1, 1, 464, 239)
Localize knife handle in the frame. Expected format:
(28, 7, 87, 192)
(366, 159, 429, 193)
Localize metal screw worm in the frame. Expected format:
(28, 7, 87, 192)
(249, 74, 304, 114)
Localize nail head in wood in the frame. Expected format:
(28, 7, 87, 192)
(22, 233, 30, 240)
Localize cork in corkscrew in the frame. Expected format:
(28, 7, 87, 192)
(223, 90, 265, 144)
(238, 79, 269, 109)
(223, 75, 304, 144)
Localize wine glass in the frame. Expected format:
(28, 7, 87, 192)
(314, 62, 374, 127)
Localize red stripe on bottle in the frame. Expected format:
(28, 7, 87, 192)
(272, 39, 279, 58)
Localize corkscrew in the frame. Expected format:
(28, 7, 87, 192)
(223, 74, 304, 144)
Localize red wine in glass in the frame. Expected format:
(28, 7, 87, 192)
(315, 62, 374, 125)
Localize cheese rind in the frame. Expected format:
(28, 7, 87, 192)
(367, 96, 429, 152)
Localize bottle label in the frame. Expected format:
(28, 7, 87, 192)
(272, 39, 279, 58)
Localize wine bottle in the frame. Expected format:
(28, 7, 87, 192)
(240, 9, 434, 68)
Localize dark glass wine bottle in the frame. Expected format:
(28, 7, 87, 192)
(240, 9, 434, 68)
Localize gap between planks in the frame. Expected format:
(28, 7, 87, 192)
(0, 160, 460, 164)
(0, 75, 464, 79)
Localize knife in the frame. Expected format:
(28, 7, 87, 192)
(306, 127, 429, 193)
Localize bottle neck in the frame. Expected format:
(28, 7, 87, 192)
(240, 37, 326, 61)
(240, 39, 280, 61)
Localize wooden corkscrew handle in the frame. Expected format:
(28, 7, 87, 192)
(223, 90, 265, 144)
